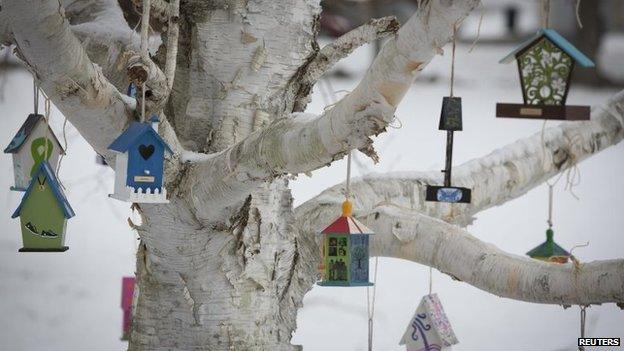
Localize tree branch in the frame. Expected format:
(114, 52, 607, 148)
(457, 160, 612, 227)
(366, 206, 624, 305)
(6, 0, 135, 160)
(180, 0, 481, 221)
(296, 90, 624, 226)
(296, 204, 624, 305)
(291, 16, 400, 112)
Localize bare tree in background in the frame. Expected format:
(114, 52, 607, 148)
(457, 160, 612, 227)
(1, 0, 623, 350)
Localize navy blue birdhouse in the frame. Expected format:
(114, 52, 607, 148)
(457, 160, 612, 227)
(108, 117, 172, 203)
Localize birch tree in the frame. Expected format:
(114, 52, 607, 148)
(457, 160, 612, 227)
(2, 0, 623, 350)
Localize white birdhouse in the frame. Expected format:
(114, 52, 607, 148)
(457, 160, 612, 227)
(4, 114, 64, 191)
(399, 293, 459, 351)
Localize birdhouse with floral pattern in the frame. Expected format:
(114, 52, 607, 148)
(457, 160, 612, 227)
(317, 200, 374, 287)
(108, 118, 172, 203)
(4, 114, 64, 191)
(400, 294, 459, 351)
(11, 160, 75, 252)
(496, 29, 595, 120)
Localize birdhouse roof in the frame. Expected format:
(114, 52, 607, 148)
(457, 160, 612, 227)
(500, 28, 595, 68)
(4, 114, 65, 154)
(12, 160, 75, 219)
(400, 293, 459, 347)
(121, 277, 136, 309)
(526, 229, 570, 258)
(108, 122, 173, 154)
(321, 215, 373, 235)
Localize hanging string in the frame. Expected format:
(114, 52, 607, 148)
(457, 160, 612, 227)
(141, 82, 147, 122)
(547, 183, 554, 228)
(55, 116, 69, 190)
(540, 0, 551, 28)
(367, 256, 379, 351)
(468, 7, 484, 53)
(449, 23, 457, 97)
(346, 152, 352, 199)
(33, 79, 39, 115)
(428, 266, 433, 295)
(575, 0, 583, 29)
(578, 305, 587, 351)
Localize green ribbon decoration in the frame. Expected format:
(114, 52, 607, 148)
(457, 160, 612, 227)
(30, 137, 54, 177)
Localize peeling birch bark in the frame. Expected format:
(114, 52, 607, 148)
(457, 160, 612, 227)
(297, 91, 624, 226)
(6, 0, 624, 350)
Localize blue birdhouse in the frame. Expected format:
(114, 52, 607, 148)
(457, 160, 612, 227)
(108, 117, 172, 203)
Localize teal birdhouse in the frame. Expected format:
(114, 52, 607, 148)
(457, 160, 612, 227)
(317, 201, 374, 287)
(496, 29, 595, 120)
(4, 114, 65, 191)
(11, 161, 75, 252)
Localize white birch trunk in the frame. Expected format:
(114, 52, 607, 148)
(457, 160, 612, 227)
(3, 0, 623, 350)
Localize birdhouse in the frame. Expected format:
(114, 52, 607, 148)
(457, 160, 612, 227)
(4, 114, 65, 191)
(400, 294, 459, 351)
(121, 276, 137, 341)
(526, 228, 570, 264)
(108, 118, 172, 203)
(11, 161, 75, 252)
(426, 97, 471, 203)
(496, 29, 595, 120)
(317, 200, 374, 287)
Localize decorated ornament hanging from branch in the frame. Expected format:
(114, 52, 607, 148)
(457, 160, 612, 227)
(496, 28, 595, 120)
(399, 293, 459, 351)
(11, 161, 75, 252)
(121, 276, 137, 341)
(108, 117, 172, 203)
(4, 83, 65, 191)
(526, 185, 570, 263)
(426, 27, 471, 204)
(317, 200, 374, 287)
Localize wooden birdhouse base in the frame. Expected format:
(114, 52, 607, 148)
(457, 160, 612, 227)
(18, 246, 69, 252)
(317, 281, 374, 287)
(426, 186, 472, 203)
(496, 103, 590, 120)
(109, 186, 169, 203)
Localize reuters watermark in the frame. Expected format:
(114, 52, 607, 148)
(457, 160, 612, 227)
(578, 338, 621, 347)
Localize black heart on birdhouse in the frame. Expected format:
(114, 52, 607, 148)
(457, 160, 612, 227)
(138, 144, 155, 160)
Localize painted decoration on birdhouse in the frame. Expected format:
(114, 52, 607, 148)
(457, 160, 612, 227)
(400, 294, 459, 351)
(121, 276, 137, 341)
(526, 228, 570, 263)
(4, 114, 65, 191)
(496, 29, 595, 120)
(317, 200, 374, 287)
(108, 117, 172, 203)
(11, 161, 75, 252)
(426, 97, 471, 203)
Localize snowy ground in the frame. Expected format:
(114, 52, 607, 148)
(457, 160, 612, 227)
(1, 38, 623, 351)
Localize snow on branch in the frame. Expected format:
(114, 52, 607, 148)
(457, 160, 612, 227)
(365, 206, 624, 305)
(292, 16, 400, 111)
(297, 90, 624, 227)
(6, 0, 135, 159)
(181, 0, 480, 220)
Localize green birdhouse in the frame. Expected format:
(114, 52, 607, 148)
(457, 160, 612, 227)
(317, 201, 374, 287)
(526, 228, 570, 264)
(11, 160, 75, 252)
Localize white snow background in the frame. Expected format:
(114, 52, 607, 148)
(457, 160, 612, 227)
(1, 23, 623, 351)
